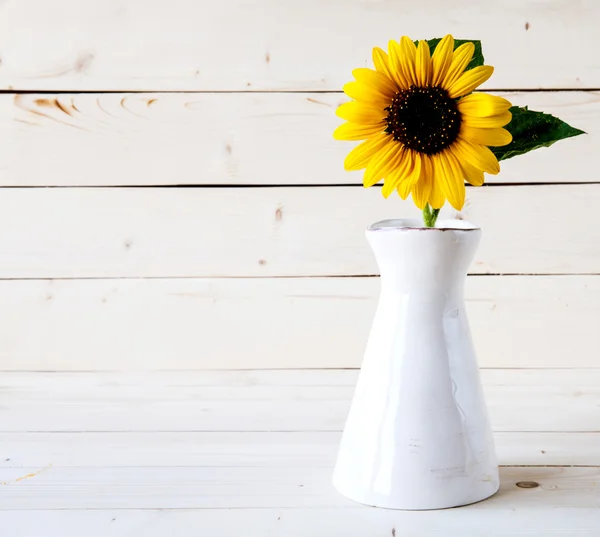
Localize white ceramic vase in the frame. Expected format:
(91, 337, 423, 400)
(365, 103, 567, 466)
(333, 218, 499, 510)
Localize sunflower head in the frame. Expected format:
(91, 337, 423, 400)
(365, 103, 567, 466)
(334, 35, 513, 212)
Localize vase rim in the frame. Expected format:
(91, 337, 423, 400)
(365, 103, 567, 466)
(367, 218, 480, 232)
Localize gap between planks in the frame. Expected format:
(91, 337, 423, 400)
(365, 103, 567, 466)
(0, 273, 598, 281)
(1, 464, 598, 469)
(2, 88, 600, 95)
(0, 182, 598, 189)
(0, 428, 600, 436)
(1, 367, 599, 372)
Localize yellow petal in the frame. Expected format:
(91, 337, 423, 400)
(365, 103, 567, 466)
(431, 34, 454, 86)
(363, 141, 399, 187)
(458, 93, 512, 117)
(378, 146, 406, 182)
(344, 133, 391, 171)
(459, 155, 485, 186)
(398, 152, 421, 199)
(429, 155, 446, 209)
(382, 148, 412, 198)
(333, 121, 386, 141)
(448, 65, 494, 99)
(387, 40, 410, 89)
(462, 111, 512, 128)
(343, 82, 390, 107)
(372, 47, 397, 89)
(438, 151, 466, 210)
(415, 40, 431, 86)
(453, 138, 500, 175)
(460, 125, 512, 146)
(336, 101, 387, 124)
(352, 68, 397, 98)
(411, 155, 433, 209)
(399, 36, 417, 87)
(440, 42, 474, 89)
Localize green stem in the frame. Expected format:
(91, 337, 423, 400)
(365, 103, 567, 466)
(422, 204, 440, 228)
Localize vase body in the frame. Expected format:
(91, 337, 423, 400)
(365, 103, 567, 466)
(333, 218, 499, 510)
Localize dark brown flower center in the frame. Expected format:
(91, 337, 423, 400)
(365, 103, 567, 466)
(384, 85, 461, 154)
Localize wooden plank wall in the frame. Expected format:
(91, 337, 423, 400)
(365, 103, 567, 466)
(0, 0, 597, 370)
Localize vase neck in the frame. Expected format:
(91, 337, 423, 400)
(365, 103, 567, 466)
(366, 222, 481, 290)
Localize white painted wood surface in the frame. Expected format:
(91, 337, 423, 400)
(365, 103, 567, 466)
(0, 185, 597, 278)
(0, 275, 596, 370)
(4, 431, 600, 467)
(0, 0, 597, 531)
(1, 465, 599, 510)
(1, 505, 598, 537)
(1, 370, 599, 432)
(1, 91, 594, 186)
(0, 0, 597, 91)
(0, 370, 598, 535)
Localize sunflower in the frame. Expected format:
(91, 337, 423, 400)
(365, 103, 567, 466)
(334, 35, 513, 211)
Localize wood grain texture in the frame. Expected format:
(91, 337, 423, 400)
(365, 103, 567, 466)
(1, 371, 597, 534)
(0, 0, 598, 90)
(2, 431, 599, 467)
(0, 465, 598, 510)
(0, 276, 596, 370)
(0, 185, 597, 278)
(0, 370, 598, 432)
(0, 1, 594, 531)
(2, 505, 598, 537)
(1, 91, 594, 186)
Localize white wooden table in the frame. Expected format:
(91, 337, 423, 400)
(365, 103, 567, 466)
(0, 369, 598, 536)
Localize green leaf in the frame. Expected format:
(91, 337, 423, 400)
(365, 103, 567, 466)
(492, 106, 586, 161)
(415, 38, 484, 71)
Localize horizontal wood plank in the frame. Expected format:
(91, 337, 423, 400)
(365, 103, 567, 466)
(0, 0, 597, 90)
(1, 91, 594, 186)
(2, 431, 599, 468)
(0, 276, 596, 370)
(0, 370, 598, 432)
(1, 505, 598, 537)
(0, 465, 598, 510)
(0, 185, 597, 277)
